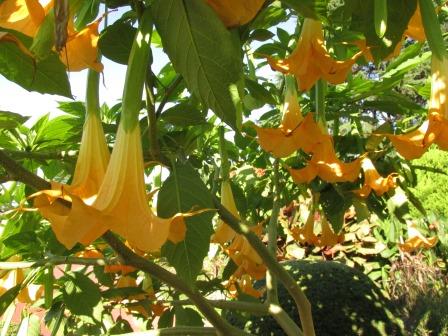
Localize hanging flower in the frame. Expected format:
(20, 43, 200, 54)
(88, 123, 189, 252)
(292, 210, 343, 247)
(354, 157, 398, 197)
(291, 209, 319, 245)
(205, 0, 265, 27)
(0, 256, 42, 303)
(60, 19, 104, 72)
(32, 112, 111, 249)
(381, 56, 448, 159)
(212, 179, 266, 296)
(225, 274, 264, 298)
(398, 221, 438, 253)
(288, 135, 363, 184)
(254, 76, 323, 158)
(268, 18, 362, 91)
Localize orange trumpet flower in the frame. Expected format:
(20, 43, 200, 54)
(354, 157, 398, 198)
(268, 18, 362, 91)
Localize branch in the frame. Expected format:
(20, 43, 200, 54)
(0, 256, 107, 269)
(0, 149, 51, 190)
(213, 196, 315, 336)
(155, 75, 183, 118)
(4, 149, 77, 162)
(171, 299, 269, 316)
(266, 159, 280, 305)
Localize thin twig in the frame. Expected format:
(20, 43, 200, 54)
(155, 75, 183, 118)
(266, 159, 280, 305)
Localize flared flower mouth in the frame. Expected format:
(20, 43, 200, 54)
(267, 18, 362, 91)
(398, 221, 438, 253)
(354, 157, 397, 197)
(206, 0, 265, 27)
(288, 135, 363, 184)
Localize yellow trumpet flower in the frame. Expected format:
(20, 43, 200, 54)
(32, 112, 110, 248)
(398, 221, 438, 253)
(383, 56, 448, 159)
(354, 157, 398, 198)
(206, 0, 265, 27)
(268, 18, 362, 91)
(91, 123, 187, 252)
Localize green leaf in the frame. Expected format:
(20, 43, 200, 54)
(158, 309, 174, 328)
(98, 20, 136, 65)
(158, 162, 215, 286)
(280, 0, 328, 19)
(0, 38, 71, 97)
(160, 103, 206, 127)
(348, 0, 417, 61)
(419, 0, 446, 60)
(175, 306, 204, 327)
(0, 111, 29, 129)
(153, 0, 242, 129)
(25, 315, 41, 336)
(57, 101, 86, 117)
(320, 186, 351, 233)
(74, 0, 100, 31)
(62, 272, 102, 317)
(0, 285, 22, 316)
(245, 78, 277, 106)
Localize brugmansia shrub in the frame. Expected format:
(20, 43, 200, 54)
(0, 0, 446, 335)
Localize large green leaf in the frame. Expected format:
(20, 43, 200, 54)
(98, 20, 136, 65)
(348, 0, 417, 61)
(62, 272, 102, 317)
(153, 0, 242, 129)
(0, 39, 71, 98)
(0, 111, 29, 130)
(157, 162, 214, 287)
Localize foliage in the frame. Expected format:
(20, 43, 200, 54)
(0, 0, 447, 335)
(410, 146, 448, 218)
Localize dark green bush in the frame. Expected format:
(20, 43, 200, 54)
(227, 260, 404, 336)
